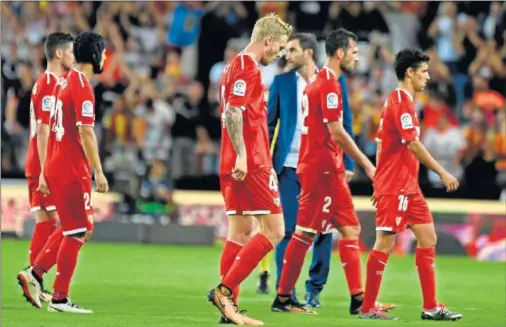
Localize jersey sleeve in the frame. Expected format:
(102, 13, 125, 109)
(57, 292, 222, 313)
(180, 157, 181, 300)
(320, 80, 342, 123)
(226, 60, 258, 110)
(33, 81, 55, 125)
(73, 77, 96, 127)
(376, 117, 383, 142)
(394, 100, 419, 143)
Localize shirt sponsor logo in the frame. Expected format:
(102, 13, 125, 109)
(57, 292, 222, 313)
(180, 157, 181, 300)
(42, 96, 53, 112)
(82, 100, 94, 117)
(327, 92, 338, 109)
(232, 79, 246, 96)
(400, 113, 414, 129)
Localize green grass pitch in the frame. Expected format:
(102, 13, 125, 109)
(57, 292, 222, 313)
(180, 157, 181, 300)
(2, 239, 505, 326)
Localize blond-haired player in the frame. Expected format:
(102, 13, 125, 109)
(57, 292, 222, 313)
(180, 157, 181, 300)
(207, 13, 292, 326)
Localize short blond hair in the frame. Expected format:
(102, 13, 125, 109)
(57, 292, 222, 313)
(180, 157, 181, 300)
(251, 13, 293, 42)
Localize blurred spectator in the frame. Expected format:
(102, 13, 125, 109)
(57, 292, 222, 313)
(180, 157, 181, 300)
(138, 159, 178, 223)
(423, 114, 466, 187)
(428, 3, 460, 70)
(3, 61, 35, 172)
(289, 2, 330, 33)
(196, 103, 221, 175)
(167, 2, 205, 51)
(170, 81, 204, 179)
(420, 91, 459, 130)
(136, 98, 173, 164)
(208, 38, 243, 105)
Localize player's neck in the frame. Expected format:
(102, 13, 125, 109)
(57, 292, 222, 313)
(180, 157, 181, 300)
(46, 61, 63, 77)
(242, 43, 263, 64)
(298, 61, 317, 81)
(74, 63, 93, 81)
(324, 58, 341, 79)
(398, 81, 416, 99)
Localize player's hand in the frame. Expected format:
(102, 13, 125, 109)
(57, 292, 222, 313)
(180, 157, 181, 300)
(36, 174, 50, 197)
(94, 171, 109, 193)
(364, 164, 376, 181)
(232, 155, 247, 181)
(344, 170, 354, 183)
(371, 192, 378, 208)
(440, 171, 459, 192)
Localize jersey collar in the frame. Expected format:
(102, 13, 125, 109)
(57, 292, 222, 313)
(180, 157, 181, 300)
(323, 66, 337, 79)
(395, 88, 414, 102)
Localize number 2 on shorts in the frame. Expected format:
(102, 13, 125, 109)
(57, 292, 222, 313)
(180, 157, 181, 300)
(322, 196, 331, 213)
(84, 192, 91, 210)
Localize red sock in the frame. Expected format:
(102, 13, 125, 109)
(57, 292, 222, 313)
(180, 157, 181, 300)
(361, 250, 389, 313)
(221, 233, 273, 291)
(32, 227, 64, 277)
(339, 239, 363, 295)
(220, 240, 243, 304)
(29, 220, 57, 265)
(277, 234, 312, 295)
(416, 247, 437, 310)
(52, 237, 84, 300)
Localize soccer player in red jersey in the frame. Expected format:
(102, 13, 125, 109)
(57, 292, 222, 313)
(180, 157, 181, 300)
(271, 28, 395, 316)
(16, 32, 75, 308)
(359, 49, 462, 321)
(23, 32, 109, 313)
(207, 14, 292, 326)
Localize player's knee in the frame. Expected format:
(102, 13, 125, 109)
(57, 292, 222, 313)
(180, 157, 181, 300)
(294, 229, 316, 241)
(339, 225, 361, 240)
(373, 232, 396, 254)
(417, 232, 437, 249)
(229, 232, 251, 245)
(263, 226, 284, 245)
(34, 210, 56, 223)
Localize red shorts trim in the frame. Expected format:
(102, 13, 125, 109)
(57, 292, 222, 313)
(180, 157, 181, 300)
(296, 172, 360, 234)
(47, 178, 94, 235)
(220, 168, 282, 216)
(375, 193, 433, 233)
(27, 177, 56, 212)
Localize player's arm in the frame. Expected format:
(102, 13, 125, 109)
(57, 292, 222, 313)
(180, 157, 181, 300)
(74, 84, 108, 192)
(322, 82, 375, 179)
(394, 102, 459, 192)
(267, 76, 280, 145)
(224, 65, 257, 158)
(36, 93, 54, 174)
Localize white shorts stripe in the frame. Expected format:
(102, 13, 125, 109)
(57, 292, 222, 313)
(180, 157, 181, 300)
(62, 227, 87, 236)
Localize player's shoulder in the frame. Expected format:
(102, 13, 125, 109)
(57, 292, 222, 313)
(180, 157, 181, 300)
(229, 54, 259, 73)
(387, 88, 413, 106)
(34, 71, 59, 93)
(68, 69, 92, 89)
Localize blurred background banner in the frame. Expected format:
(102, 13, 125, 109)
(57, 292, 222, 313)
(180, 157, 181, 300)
(1, 2, 505, 256)
(2, 180, 504, 261)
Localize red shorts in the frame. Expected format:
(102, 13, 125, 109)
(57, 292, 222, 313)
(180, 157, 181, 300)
(220, 167, 282, 216)
(297, 172, 360, 234)
(27, 177, 56, 213)
(47, 178, 94, 236)
(375, 193, 433, 233)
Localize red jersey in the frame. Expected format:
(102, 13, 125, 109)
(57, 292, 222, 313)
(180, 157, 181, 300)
(45, 69, 96, 182)
(25, 71, 59, 178)
(373, 88, 421, 195)
(297, 67, 344, 176)
(219, 54, 271, 175)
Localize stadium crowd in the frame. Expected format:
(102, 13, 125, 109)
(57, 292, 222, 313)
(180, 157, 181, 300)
(2, 1, 505, 207)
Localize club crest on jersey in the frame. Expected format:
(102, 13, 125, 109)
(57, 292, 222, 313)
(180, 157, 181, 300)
(233, 79, 246, 96)
(400, 113, 414, 129)
(42, 96, 53, 112)
(82, 101, 94, 117)
(327, 92, 338, 109)
(273, 197, 280, 207)
(396, 216, 402, 226)
(58, 77, 67, 89)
